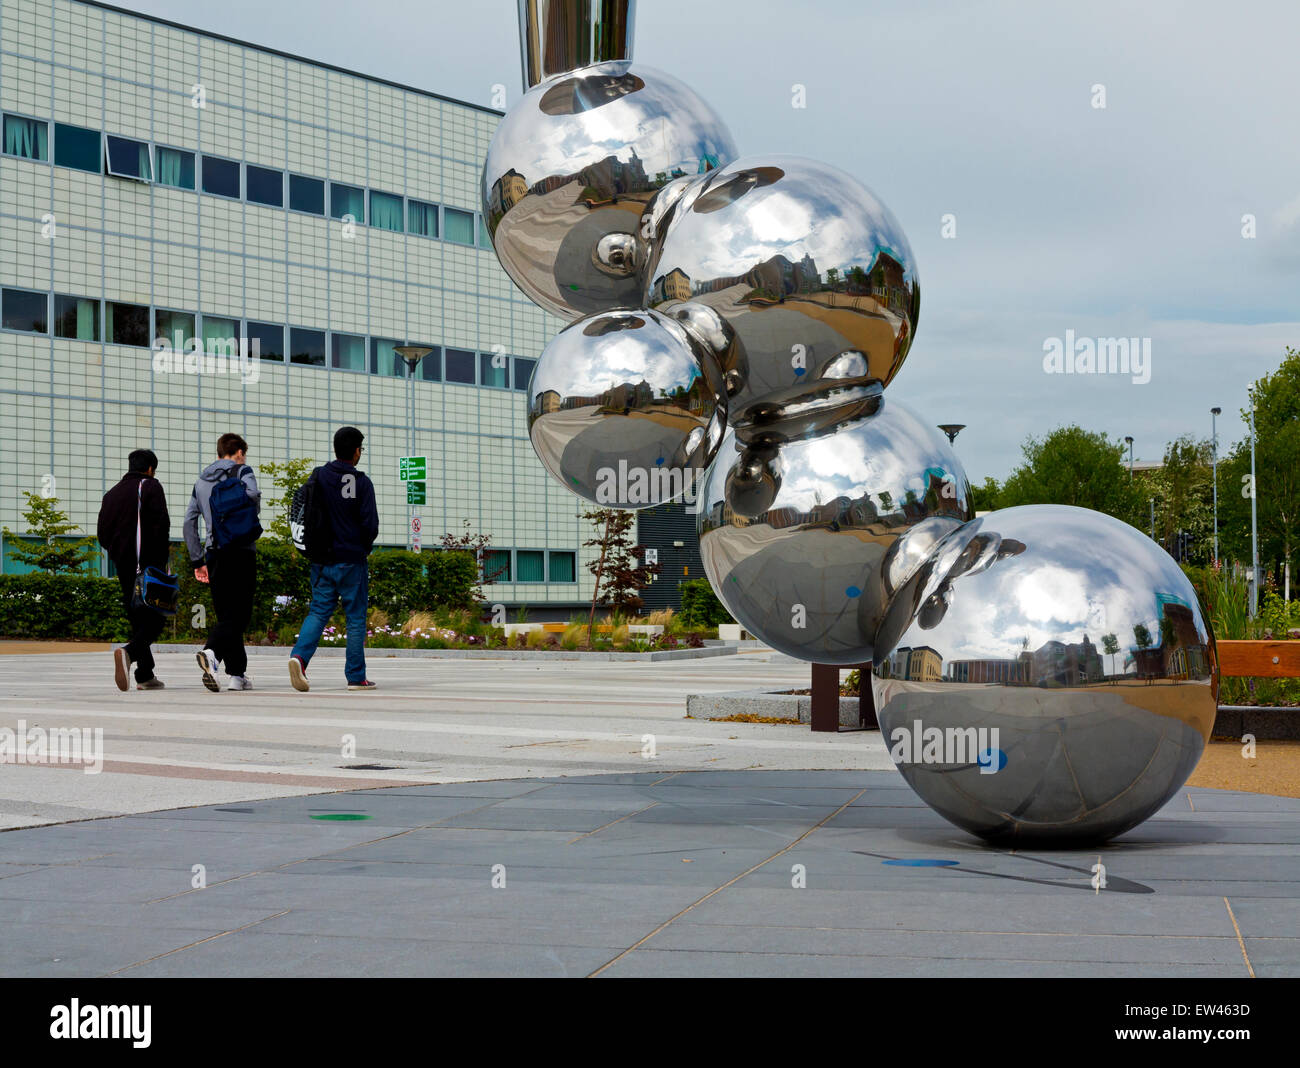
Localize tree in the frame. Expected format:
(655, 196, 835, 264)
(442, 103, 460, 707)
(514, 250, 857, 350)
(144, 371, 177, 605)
(2, 493, 98, 574)
(970, 476, 1002, 513)
(257, 457, 316, 543)
(581, 507, 661, 629)
(1147, 435, 1214, 563)
(440, 519, 501, 605)
(1217, 347, 1300, 598)
(998, 425, 1143, 523)
(1101, 632, 1120, 680)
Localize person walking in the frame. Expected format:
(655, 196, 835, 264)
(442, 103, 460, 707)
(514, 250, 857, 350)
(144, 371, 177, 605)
(98, 449, 171, 691)
(183, 433, 262, 692)
(288, 426, 379, 692)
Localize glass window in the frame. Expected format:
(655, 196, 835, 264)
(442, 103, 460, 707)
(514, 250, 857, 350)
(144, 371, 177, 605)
(54, 294, 98, 341)
(483, 550, 511, 584)
(513, 356, 536, 391)
(370, 337, 403, 377)
(548, 551, 576, 583)
(407, 198, 438, 238)
(290, 327, 326, 366)
(3, 115, 48, 161)
(478, 214, 492, 249)
(289, 174, 325, 215)
(245, 320, 284, 362)
(246, 165, 283, 207)
(2, 288, 47, 333)
(106, 301, 149, 346)
(480, 351, 509, 389)
(201, 315, 240, 357)
(154, 146, 195, 190)
(444, 207, 475, 245)
(154, 309, 195, 350)
(330, 182, 364, 222)
(54, 122, 100, 173)
(369, 190, 403, 232)
(105, 134, 151, 181)
(331, 332, 365, 371)
(419, 347, 442, 382)
(202, 156, 240, 198)
(516, 550, 545, 583)
(444, 347, 475, 384)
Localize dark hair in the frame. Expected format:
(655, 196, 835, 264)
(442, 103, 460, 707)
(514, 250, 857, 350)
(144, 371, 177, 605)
(128, 449, 158, 473)
(334, 426, 364, 460)
(217, 432, 248, 458)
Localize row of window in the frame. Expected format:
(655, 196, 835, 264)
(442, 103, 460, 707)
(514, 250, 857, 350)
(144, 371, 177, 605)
(484, 549, 577, 584)
(0, 286, 537, 389)
(2, 111, 493, 248)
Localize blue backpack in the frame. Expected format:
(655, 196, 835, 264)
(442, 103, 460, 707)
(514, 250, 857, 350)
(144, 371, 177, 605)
(210, 465, 262, 550)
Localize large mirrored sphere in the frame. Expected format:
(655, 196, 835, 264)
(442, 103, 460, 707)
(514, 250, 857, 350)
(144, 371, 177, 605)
(697, 394, 970, 664)
(528, 308, 728, 508)
(872, 505, 1219, 844)
(483, 60, 737, 321)
(645, 155, 919, 419)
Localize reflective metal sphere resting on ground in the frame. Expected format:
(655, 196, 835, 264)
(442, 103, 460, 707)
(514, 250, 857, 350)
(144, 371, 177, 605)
(872, 505, 1219, 844)
(697, 392, 971, 664)
(482, 60, 737, 321)
(528, 308, 728, 508)
(644, 155, 920, 416)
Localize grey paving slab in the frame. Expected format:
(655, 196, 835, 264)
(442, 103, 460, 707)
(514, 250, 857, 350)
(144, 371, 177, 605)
(0, 770, 1295, 977)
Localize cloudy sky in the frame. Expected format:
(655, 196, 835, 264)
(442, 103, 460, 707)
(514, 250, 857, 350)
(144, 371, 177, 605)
(126, 0, 1300, 481)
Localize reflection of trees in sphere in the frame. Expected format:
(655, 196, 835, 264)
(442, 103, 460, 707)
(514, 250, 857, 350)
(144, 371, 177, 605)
(697, 397, 971, 664)
(872, 505, 1219, 843)
(482, 61, 737, 321)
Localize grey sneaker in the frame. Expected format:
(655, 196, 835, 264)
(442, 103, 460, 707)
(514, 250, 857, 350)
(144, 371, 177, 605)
(137, 677, 165, 690)
(288, 656, 309, 692)
(196, 649, 222, 692)
(113, 648, 130, 692)
(228, 675, 253, 691)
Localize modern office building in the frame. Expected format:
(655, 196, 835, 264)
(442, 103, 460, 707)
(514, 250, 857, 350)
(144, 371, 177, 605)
(0, 0, 680, 612)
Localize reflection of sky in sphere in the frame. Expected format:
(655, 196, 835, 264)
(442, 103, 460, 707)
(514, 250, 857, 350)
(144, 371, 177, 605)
(661, 156, 916, 286)
(915, 508, 1205, 663)
(535, 314, 699, 398)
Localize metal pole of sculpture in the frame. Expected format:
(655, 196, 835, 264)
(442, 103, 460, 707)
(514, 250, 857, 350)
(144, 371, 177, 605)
(482, 0, 1219, 843)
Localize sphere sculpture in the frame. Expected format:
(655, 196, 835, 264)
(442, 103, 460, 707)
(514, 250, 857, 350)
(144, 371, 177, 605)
(872, 506, 1218, 842)
(484, 0, 1218, 843)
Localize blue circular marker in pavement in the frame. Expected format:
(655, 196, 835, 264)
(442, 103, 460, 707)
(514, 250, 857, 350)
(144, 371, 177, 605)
(845, 585, 862, 598)
(794, 367, 806, 376)
(883, 859, 959, 867)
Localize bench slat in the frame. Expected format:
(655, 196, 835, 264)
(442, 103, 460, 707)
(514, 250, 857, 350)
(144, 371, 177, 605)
(1217, 640, 1300, 678)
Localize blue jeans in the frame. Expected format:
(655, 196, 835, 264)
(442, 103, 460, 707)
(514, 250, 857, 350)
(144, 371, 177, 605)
(291, 562, 368, 684)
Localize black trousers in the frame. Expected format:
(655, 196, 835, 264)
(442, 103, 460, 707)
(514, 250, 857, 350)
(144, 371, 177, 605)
(205, 547, 257, 677)
(116, 571, 166, 683)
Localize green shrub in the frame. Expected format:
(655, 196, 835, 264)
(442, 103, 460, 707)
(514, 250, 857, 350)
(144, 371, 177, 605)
(678, 578, 734, 628)
(427, 550, 477, 610)
(369, 549, 428, 617)
(0, 573, 129, 640)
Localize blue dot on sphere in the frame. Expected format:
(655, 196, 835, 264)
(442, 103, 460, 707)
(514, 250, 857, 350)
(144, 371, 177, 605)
(845, 586, 862, 598)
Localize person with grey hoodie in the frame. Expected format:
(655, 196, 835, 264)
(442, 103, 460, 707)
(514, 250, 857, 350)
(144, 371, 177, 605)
(183, 433, 262, 691)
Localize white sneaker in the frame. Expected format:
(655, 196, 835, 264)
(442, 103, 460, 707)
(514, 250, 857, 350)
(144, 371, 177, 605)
(228, 675, 253, 691)
(196, 649, 222, 692)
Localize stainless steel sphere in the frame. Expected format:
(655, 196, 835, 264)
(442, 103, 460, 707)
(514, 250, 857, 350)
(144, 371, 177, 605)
(482, 60, 737, 321)
(528, 308, 728, 508)
(697, 391, 971, 664)
(872, 505, 1219, 844)
(644, 155, 920, 419)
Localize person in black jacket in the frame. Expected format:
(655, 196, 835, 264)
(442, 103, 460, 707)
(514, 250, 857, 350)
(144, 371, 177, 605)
(288, 427, 380, 692)
(97, 449, 171, 691)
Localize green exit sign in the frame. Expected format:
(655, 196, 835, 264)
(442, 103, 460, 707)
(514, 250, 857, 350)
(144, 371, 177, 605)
(406, 481, 426, 505)
(399, 456, 426, 481)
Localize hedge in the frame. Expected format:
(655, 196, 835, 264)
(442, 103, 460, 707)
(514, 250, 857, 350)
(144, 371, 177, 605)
(678, 577, 734, 628)
(0, 573, 130, 640)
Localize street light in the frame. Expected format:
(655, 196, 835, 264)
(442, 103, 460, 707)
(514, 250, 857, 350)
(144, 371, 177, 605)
(1149, 497, 1155, 541)
(1124, 435, 1134, 481)
(1211, 406, 1221, 566)
(937, 424, 966, 445)
(394, 345, 433, 552)
(1249, 399, 1260, 618)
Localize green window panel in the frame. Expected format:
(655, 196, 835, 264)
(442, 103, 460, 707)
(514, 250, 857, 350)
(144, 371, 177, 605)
(54, 295, 98, 340)
(3, 115, 47, 160)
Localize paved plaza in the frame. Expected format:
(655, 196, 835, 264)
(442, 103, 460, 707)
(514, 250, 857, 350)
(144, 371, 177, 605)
(0, 650, 1296, 977)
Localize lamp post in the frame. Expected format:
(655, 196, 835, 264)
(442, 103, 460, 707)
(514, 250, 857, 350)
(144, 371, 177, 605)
(1249, 400, 1260, 618)
(1149, 497, 1155, 541)
(1125, 435, 1134, 481)
(1211, 406, 1221, 566)
(937, 424, 965, 445)
(394, 345, 432, 552)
